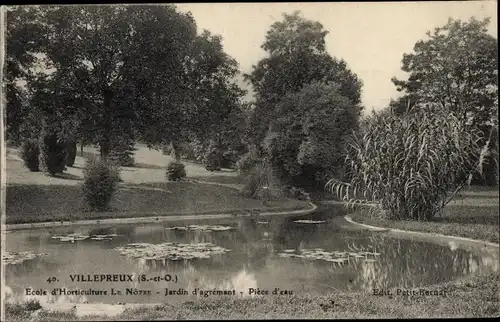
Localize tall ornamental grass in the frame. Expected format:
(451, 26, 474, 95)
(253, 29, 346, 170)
(327, 106, 482, 221)
(241, 162, 284, 201)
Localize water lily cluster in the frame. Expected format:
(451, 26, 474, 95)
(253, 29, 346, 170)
(51, 233, 119, 242)
(116, 242, 231, 261)
(277, 248, 380, 264)
(165, 225, 233, 232)
(293, 220, 326, 224)
(2, 251, 48, 265)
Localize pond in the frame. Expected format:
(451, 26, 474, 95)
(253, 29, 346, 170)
(3, 206, 498, 305)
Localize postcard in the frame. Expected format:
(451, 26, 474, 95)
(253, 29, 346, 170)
(1, 2, 498, 320)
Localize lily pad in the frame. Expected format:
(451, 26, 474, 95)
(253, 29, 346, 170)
(92, 234, 119, 238)
(116, 242, 231, 261)
(52, 233, 89, 242)
(277, 248, 380, 264)
(169, 225, 234, 232)
(165, 226, 189, 231)
(2, 251, 47, 265)
(293, 220, 326, 224)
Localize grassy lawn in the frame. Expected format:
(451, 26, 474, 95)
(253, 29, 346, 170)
(5, 271, 498, 320)
(6, 182, 308, 224)
(6, 144, 308, 224)
(352, 187, 499, 244)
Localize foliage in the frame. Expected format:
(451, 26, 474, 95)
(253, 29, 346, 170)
(244, 11, 363, 147)
(109, 150, 135, 167)
(388, 95, 416, 116)
(203, 141, 223, 171)
(166, 161, 187, 181)
(392, 17, 498, 183)
(82, 156, 121, 211)
(20, 139, 40, 172)
(8, 5, 245, 163)
(109, 134, 136, 167)
(282, 185, 311, 201)
(392, 18, 497, 117)
(327, 106, 482, 221)
(178, 104, 248, 169)
(241, 162, 284, 201)
(65, 140, 77, 167)
(39, 130, 67, 176)
(236, 147, 262, 174)
(137, 28, 245, 158)
(264, 81, 360, 188)
(5, 6, 46, 142)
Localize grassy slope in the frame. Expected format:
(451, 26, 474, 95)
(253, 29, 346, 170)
(6, 182, 308, 224)
(5, 271, 499, 320)
(352, 187, 499, 243)
(6, 145, 308, 224)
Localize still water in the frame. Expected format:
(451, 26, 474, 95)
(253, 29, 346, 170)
(4, 207, 498, 304)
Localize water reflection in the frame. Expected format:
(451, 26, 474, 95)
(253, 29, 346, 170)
(4, 207, 498, 304)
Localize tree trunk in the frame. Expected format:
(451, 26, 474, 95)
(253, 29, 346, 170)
(100, 140, 111, 159)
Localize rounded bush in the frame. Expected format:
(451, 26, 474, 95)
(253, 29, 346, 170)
(20, 139, 40, 172)
(166, 161, 186, 181)
(204, 153, 221, 172)
(82, 156, 121, 211)
(39, 133, 67, 175)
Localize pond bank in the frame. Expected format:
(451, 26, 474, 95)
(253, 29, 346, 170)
(5, 181, 310, 225)
(3, 202, 318, 231)
(348, 188, 499, 244)
(345, 215, 499, 249)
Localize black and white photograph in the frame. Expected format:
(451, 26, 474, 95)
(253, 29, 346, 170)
(1, 1, 498, 320)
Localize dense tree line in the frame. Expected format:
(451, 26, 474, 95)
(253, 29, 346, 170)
(6, 6, 497, 192)
(6, 5, 246, 171)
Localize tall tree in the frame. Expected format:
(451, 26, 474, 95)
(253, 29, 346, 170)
(264, 81, 360, 188)
(392, 17, 498, 183)
(5, 6, 47, 143)
(244, 11, 363, 148)
(136, 28, 245, 161)
(12, 5, 199, 158)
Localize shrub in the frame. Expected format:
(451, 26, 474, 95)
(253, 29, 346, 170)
(82, 156, 121, 211)
(241, 162, 284, 201)
(65, 140, 77, 167)
(236, 148, 261, 174)
(204, 152, 221, 171)
(20, 139, 40, 171)
(109, 136, 136, 167)
(327, 106, 482, 221)
(283, 185, 311, 201)
(39, 132, 67, 175)
(166, 161, 186, 181)
(109, 150, 135, 167)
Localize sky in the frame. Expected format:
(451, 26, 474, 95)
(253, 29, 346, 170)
(176, 1, 498, 112)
